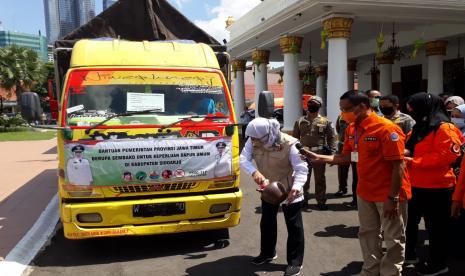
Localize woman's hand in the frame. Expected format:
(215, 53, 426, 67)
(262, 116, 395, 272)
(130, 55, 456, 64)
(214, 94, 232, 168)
(287, 188, 301, 203)
(252, 171, 266, 186)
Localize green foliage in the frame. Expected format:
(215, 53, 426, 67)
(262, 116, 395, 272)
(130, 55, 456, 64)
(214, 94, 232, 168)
(0, 114, 26, 130)
(0, 45, 47, 92)
(0, 127, 57, 141)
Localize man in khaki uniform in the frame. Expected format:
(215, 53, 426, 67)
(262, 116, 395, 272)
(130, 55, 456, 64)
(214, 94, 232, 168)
(292, 96, 336, 210)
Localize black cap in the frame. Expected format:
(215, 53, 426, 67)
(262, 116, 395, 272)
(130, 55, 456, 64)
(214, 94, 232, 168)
(216, 142, 227, 148)
(71, 145, 85, 152)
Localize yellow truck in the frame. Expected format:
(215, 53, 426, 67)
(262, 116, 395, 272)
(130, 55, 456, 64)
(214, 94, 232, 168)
(30, 39, 242, 239)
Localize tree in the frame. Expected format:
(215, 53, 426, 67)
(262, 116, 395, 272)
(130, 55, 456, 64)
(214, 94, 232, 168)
(36, 62, 56, 112)
(0, 45, 47, 101)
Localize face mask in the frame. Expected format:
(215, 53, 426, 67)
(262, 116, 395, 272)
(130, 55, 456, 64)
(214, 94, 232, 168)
(252, 140, 264, 147)
(452, 117, 465, 129)
(340, 111, 356, 124)
(380, 106, 395, 116)
(307, 106, 320, 113)
(370, 98, 380, 108)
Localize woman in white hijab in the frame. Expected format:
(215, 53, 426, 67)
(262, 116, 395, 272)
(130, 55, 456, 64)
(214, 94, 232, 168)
(240, 117, 308, 276)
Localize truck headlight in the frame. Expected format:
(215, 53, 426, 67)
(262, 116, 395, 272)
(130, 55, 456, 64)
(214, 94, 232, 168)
(77, 213, 102, 223)
(210, 203, 231, 214)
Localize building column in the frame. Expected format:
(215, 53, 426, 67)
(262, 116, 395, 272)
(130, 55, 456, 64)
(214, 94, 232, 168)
(426, 40, 448, 95)
(347, 59, 357, 90)
(315, 65, 327, 115)
(231, 59, 247, 118)
(252, 50, 270, 116)
(377, 56, 394, 95)
(280, 36, 303, 132)
(324, 15, 353, 124)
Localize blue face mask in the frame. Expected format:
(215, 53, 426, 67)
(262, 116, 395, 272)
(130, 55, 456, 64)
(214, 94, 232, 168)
(452, 117, 465, 129)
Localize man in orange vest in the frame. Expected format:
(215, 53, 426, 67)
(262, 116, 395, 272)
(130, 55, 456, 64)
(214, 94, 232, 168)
(301, 90, 411, 276)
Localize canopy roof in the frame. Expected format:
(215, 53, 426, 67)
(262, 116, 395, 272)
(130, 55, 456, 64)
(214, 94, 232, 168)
(54, 0, 223, 92)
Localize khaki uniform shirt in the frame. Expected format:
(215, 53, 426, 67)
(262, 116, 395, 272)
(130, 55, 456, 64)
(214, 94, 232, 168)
(385, 111, 415, 135)
(292, 114, 336, 154)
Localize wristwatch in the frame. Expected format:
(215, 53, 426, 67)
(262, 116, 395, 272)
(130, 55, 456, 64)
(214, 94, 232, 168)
(388, 195, 400, 203)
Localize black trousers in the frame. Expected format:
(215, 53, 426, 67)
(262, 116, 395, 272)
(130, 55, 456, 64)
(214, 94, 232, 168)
(337, 162, 358, 202)
(260, 200, 305, 266)
(406, 187, 453, 267)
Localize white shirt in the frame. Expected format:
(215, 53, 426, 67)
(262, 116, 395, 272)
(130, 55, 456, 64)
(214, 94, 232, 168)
(240, 138, 308, 203)
(214, 149, 232, 177)
(66, 158, 93, 185)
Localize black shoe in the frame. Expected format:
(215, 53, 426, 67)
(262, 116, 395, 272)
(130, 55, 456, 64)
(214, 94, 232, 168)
(334, 190, 347, 196)
(348, 200, 357, 207)
(284, 265, 302, 276)
(317, 203, 329, 210)
(250, 253, 277, 265)
(417, 262, 449, 276)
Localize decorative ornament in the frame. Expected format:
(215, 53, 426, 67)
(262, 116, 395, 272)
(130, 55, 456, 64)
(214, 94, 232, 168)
(411, 38, 425, 59)
(320, 29, 328, 49)
(232, 63, 238, 79)
(376, 32, 385, 58)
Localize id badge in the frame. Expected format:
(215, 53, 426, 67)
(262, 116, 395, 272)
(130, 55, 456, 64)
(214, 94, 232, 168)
(351, 151, 359, 162)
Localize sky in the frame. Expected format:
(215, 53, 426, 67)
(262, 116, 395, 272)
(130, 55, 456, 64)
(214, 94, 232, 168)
(0, 0, 261, 42)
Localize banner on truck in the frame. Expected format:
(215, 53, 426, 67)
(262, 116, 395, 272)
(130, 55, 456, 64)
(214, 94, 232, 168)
(64, 138, 232, 186)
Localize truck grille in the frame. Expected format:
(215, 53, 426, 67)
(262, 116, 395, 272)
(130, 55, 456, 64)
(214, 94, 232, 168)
(112, 182, 198, 194)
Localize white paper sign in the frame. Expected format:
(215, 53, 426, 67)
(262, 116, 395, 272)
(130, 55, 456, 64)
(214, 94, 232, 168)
(127, 93, 165, 112)
(67, 104, 84, 114)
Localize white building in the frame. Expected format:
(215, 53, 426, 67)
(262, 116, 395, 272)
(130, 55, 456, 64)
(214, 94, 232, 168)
(227, 0, 465, 131)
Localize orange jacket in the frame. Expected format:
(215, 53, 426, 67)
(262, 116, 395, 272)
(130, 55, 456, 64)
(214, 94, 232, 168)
(409, 123, 462, 189)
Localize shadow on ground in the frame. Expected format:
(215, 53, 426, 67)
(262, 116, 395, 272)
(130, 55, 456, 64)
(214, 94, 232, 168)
(185, 255, 287, 276)
(320, 261, 363, 276)
(32, 225, 231, 267)
(43, 146, 57, 155)
(0, 169, 57, 259)
(314, 224, 358, 239)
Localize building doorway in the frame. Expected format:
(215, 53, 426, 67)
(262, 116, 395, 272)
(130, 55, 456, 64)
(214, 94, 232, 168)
(444, 58, 465, 98)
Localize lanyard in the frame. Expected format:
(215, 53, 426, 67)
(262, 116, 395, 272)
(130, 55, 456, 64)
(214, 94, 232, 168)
(354, 127, 364, 151)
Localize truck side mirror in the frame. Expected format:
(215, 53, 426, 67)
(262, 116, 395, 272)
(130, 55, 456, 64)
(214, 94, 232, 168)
(258, 90, 274, 118)
(20, 92, 43, 122)
(225, 125, 235, 136)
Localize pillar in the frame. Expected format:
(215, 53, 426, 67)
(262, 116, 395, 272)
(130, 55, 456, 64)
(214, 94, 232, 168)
(315, 65, 327, 115)
(347, 59, 357, 90)
(426, 40, 448, 95)
(376, 55, 394, 95)
(252, 50, 270, 116)
(280, 36, 303, 132)
(323, 15, 353, 124)
(231, 59, 247, 118)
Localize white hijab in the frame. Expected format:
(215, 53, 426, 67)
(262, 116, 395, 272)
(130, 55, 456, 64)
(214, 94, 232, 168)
(245, 118, 281, 148)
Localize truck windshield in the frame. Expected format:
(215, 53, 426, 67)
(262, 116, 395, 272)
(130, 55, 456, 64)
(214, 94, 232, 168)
(65, 70, 231, 127)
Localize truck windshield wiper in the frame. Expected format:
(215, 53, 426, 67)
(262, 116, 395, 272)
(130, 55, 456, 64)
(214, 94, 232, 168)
(84, 109, 162, 134)
(159, 114, 229, 130)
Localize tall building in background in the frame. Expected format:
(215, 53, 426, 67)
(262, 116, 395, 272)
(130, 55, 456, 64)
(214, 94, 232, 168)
(0, 31, 48, 61)
(43, 0, 95, 43)
(44, 0, 60, 43)
(103, 0, 117, 10)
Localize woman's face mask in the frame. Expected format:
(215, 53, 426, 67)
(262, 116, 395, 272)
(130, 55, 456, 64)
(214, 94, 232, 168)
(451, 117, 465, 129)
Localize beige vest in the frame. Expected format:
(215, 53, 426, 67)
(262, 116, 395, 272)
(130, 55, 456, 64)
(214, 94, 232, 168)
(252, 133, 298, 191)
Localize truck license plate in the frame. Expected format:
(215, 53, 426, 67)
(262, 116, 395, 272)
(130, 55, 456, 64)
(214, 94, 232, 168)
(133, 202, 186, 217)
